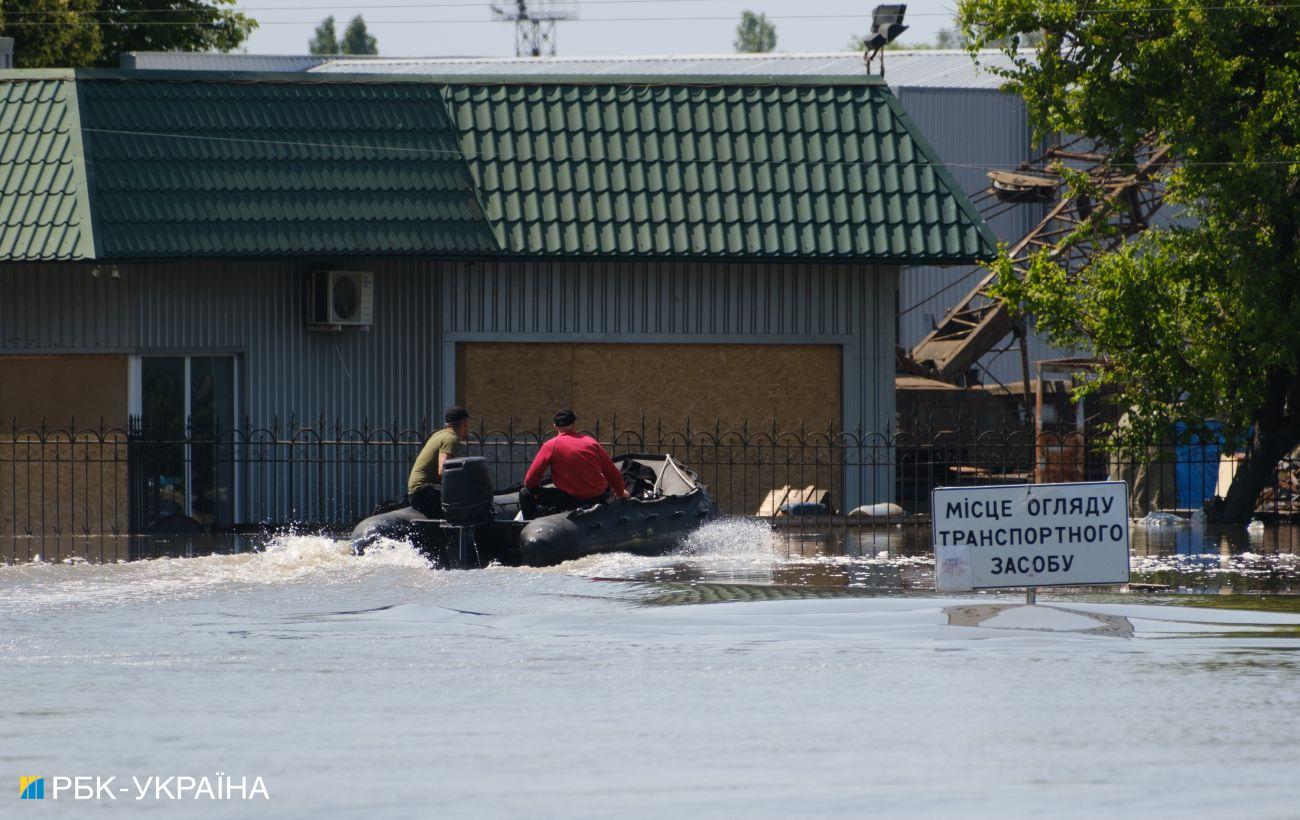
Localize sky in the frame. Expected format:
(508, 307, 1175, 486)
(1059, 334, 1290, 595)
(239, 0, 960, 57)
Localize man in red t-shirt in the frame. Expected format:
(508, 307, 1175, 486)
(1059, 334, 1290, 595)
(521, 409, 629, 518)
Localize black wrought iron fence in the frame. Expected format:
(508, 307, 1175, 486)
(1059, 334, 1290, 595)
(1, 417, 1293, 546)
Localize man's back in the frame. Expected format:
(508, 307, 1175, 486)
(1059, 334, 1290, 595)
(526, 431, 624, 500)
(408, 428, 461, 494)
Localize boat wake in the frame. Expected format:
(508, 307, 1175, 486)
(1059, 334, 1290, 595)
(674, 517, 781, 559)
(0, 533, 433, 614)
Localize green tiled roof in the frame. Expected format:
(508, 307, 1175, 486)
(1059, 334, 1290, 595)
(0, 73, 94, 261)
(0, 70, 994, 263)
(0, 70, 496, 260)
(77, 73, 496, 258)
(444, 81, 995, 262)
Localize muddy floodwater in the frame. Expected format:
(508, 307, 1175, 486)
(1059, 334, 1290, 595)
(3, 519, 1299, 818)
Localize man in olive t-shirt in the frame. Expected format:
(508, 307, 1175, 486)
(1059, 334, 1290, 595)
(407, 405, 471, 516)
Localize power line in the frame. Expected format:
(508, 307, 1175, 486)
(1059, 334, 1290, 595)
(8, 15, 885, 27)
(4, 4, 1299, 24)
(899, 267, 986, 317)
(3, 0, 720, 14)
(3, 1, 1297, 16)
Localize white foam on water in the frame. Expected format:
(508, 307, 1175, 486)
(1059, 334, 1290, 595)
(1132, 550, 1299, 578)
(544, 516, 784, 578)
(1134, 511, 1189, 528)
(675, 516, 782, 559)
(0, 533, 434, 614)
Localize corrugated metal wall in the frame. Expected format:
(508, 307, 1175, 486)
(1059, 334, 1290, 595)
(2, 258, 897, 517)
(1, 266, 136, 351)
(442, 259, 895, 435)
(2, 261, 443, 522)
(1, 261, 442, 425)
(442, 259, 897, 506)
(894, 87, 1076, 384)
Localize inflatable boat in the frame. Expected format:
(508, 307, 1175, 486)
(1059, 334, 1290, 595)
(351, 453, 716, 568)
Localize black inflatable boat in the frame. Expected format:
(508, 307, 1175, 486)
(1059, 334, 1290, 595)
(351, 453, 716, 568)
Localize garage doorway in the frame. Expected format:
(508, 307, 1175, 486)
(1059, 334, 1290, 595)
(457, 342, 842, 434)
(0, 356, 130, 542)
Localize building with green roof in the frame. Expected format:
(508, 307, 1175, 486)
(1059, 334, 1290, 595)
(0, 68, 993, 532)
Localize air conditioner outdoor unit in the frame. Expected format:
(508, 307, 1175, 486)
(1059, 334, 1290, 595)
(308, 270, 373, 329)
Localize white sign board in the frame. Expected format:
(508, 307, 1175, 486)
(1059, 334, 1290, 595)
(933, 481, 1130, 592)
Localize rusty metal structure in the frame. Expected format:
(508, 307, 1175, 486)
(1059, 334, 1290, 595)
(905, 138, 1173, 388)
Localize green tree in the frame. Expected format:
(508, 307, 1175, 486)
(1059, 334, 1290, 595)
(340, 14, 377, 55)
(95, 1, 256, 66)
(0, 0, 254, 68)
(734, 10, 776, 53)
(0, 0, 102, 67)
(959, 0, 1300, 522)
(308, 15, 338, 55)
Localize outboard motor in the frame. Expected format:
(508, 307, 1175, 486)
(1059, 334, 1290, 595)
(440, 457, 494, 567)
(442, 457, 494, 524)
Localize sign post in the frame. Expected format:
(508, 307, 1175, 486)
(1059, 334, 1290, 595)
(932, 481, 1130, 598)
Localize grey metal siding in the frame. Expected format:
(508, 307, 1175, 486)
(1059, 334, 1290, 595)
(3, 258, 897, 514)
(2, 260, 444, 523)
(133, 262, 441, 426)
(894, 87, 1076, 384)
(1, 266, 137, 350)
(441, 259, 894, 434)
(441, 259, 897, 505)
(2, 261, 442, 426)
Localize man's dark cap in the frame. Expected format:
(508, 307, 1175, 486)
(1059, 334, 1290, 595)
(445, 405, 470, 424)
(554, 408, 577, 427)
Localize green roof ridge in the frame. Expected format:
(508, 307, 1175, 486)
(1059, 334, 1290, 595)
(0, 75, 95, 260)
(66, 78, 98, 260)
(877, 86, 998, 257)
(64, 67, 887, 88)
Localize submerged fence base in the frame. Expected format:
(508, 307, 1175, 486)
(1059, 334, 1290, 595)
(0, 418, 1290, 553)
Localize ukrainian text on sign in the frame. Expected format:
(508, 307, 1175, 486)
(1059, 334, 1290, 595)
(933, 481, 1130, 592)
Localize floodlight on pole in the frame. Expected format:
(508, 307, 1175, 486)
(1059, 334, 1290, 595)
(861, 4, 909, 75)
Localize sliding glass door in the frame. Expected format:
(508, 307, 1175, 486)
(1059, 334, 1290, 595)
(132, 356, 238, 529)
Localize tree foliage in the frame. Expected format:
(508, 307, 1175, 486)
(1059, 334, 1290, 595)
(734, 10, 776, 53)
(340, 15, 377, 55)
(96, 1, 255, 65)
(0, 0, 102, 67)
(310, 14, 378, 55)
(308, 15, 339, 54)
(0, 0, 255, 68)
(959, 0, 1300, 519)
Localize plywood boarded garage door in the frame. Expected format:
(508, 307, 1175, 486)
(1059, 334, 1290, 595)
(0, 356, 130, 559)
(458, 343, 842, 434)
(460, 343, 843, 514)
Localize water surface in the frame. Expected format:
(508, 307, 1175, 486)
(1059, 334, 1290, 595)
(3, 520, 1299, 818)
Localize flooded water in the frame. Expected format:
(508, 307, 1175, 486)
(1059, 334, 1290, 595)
(4, 519, 1300, 817)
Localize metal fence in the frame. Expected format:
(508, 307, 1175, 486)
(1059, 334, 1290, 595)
(3, 416, 1290, 544)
